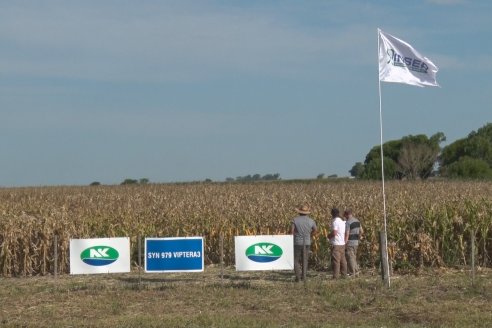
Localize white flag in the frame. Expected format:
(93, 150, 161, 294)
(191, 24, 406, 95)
(378, 28, 439, 87)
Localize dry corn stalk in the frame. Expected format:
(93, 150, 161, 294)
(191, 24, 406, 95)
(0, 181, 491, 276)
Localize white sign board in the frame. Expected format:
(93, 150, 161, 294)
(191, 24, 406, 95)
(70, 237, 131, 274)
(235, 235, 294, 271)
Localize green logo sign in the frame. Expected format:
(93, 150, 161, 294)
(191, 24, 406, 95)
(245, 243, 283, 263)
(81, 246, 119, 266)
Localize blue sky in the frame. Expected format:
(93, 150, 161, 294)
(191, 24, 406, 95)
(1, 0, 491, 186)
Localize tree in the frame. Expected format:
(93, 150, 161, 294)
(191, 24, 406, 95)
(443, 157, 492, 179)
(355, 132, 445, 180)
(397, 133, 443, 179)
(349, 162, 364, 178)
(398, 142, 437, 179)
(439, 138, 467, 167)
(235, 173, 280, 181)
(316, 173, 325, 179)
(90, 181, 101, 186)
(121, 179, 138, 185)
(360, 156, 398, 180)
(440, 123, 492, 178)
(262, 173, 280, 181)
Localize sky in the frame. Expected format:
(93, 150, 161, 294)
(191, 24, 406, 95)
(1, 0, 491, 187)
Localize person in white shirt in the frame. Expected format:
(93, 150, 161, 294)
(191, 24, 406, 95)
(328, 208, 347, 279)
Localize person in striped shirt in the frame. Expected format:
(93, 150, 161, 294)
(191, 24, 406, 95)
(344, 209, 363, 276)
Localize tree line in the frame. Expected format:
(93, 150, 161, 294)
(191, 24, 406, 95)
(226, 173, 281, 182)
(350, 122, 492, 180)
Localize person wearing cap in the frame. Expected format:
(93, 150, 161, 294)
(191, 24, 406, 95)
(291, 204, 318, 282)
(344, 208, 363, 276)
(328, 207, 347, 279)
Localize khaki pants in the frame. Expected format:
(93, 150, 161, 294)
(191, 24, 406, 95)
(294, 245, 309, 281)
(331, 245, 347, 278)
(345, 245, 359, 275)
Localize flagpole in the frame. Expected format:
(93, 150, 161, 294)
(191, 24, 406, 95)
(377, 27, 439, 287)
(378, 28, 391, 287)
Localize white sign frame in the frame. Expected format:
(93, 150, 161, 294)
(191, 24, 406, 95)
(235, 235, 294, 271)
(70, 237, 130, 274)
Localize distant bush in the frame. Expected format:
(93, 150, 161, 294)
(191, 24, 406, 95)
(235, 173, 280, 182)
(121, 178, 151, 185)
(121, 179, 138, 185)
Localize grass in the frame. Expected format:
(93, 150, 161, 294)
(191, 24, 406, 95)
(0, 267, 490, 327)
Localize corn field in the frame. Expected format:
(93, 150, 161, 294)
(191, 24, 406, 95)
(0, 180, 491, 276)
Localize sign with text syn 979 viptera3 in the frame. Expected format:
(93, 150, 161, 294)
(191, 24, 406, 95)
(145, 237, 204, 273)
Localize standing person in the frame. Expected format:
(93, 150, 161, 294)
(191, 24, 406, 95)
(328, 208, 347, 279)
(344, 208, 363, 276)
(291, 204, 317, 282)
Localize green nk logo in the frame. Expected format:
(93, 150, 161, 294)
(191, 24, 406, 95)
(245, 243, 283, 263)
(81, 246, 119, 266)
